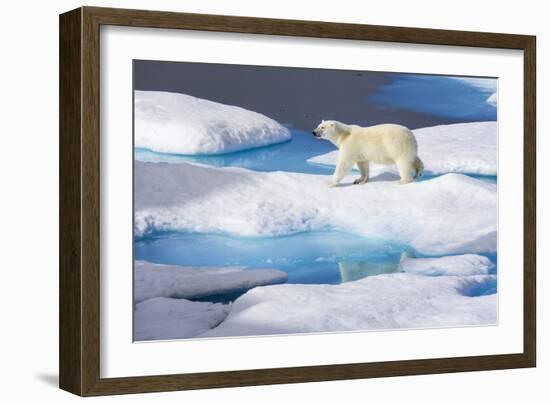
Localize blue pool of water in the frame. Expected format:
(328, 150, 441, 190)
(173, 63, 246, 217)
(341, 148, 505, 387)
(135, 231, 414, 285)
(135, 231, 497, 287)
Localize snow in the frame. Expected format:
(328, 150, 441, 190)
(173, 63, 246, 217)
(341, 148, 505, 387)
(201, 273, 497, 337)
(308, 121, 497, 176)
(399, 254, 495, 276)
(134, 297, 230, 341)
(134, 90, 291, 155)
(133, 261, 287, 340)
(134, 161, 497, 255)
(134, 261, 288, 303)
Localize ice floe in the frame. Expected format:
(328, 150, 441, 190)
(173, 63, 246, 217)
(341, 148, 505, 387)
(202, 273, 497, 337)
(308, 121, 497, 176)
(134, 261, 288, 303)
(486, 92, 498, 107)
(399, 254, 495, 276)
(134, 90, 291, 155)
(134, 161, 496, 255)
(134, 297, 230, 341)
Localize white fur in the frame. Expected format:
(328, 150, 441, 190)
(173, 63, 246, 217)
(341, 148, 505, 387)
(312, 120, 424, 186)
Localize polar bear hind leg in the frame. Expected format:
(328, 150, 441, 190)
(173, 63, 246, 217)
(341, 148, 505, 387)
(413, 157, 424, 178)
(353, 161, 370, 185)
(396, 158, 414, 184)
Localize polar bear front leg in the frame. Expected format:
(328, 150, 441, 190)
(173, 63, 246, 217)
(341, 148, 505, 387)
(327, 158, 354, 187)
(353, 161, 369, 185)
(396, 158, 414, 184)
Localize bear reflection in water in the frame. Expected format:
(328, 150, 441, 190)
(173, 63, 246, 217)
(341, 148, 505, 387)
(338, 251, 412, 283)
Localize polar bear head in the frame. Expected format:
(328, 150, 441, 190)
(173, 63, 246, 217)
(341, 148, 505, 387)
(312, 120, 348, 140)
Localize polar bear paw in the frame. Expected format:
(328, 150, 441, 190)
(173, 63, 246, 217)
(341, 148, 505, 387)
(326, 179, 338, 188)
(353, 178, 368, 185)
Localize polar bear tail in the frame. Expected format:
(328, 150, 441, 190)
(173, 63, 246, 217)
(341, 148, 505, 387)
(413, 157, 424, 178)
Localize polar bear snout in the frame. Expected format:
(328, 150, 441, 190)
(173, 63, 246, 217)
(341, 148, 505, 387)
(312, 120, 338, 140)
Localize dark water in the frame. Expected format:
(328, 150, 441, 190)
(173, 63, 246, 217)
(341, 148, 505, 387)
(134, 60, 496, 130)
(368, 74, 496, 121)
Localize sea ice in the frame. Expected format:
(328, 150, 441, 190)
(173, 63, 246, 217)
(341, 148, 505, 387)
(134, 261, 288, 303)
(134, 90, 291, 155)
(134, 161, 497, 255)
(399, 254, 495, 276)
(201, 273, 497, 337)
(134, 297, 230, 341)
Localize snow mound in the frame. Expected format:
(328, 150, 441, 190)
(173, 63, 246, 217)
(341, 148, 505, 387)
(134, 161, 497, 255)
(308, 121, 497, 176)
(399, 254, 495, 276)
(134, 261, 288, 303)
(202, 273, 497, 337)
(134, 90, 291, 155)
(134, 297, 230, 341)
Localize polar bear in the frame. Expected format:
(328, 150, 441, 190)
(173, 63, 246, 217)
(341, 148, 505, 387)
(312, 120, 423, 187)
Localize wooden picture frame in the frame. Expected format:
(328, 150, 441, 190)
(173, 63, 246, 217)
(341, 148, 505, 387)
(59, 6, 536, 396)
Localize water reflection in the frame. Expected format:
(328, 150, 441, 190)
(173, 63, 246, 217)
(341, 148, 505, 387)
(134, 231, 414, 286)
(338, 251, 415, 282)
(339, 260, 399, 282)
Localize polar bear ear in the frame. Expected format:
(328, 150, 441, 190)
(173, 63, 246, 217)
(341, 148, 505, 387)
(333, 121, 348, 134)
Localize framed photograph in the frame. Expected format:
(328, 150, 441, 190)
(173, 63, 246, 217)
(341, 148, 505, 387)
(59, 6, 536, 396)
